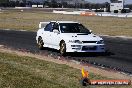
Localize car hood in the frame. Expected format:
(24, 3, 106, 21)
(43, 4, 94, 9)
(61, 33, 103, 41)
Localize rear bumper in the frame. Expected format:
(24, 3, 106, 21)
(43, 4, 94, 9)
(66, 43, 105, 53)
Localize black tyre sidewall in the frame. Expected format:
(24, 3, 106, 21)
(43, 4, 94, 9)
(60, 42, 66, 55)
(38, 37, 44, 50)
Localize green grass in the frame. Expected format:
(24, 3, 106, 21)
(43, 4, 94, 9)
(0, 52, 105, 88)
(0, 10, 132, 36)
(0, 52, 131, 88)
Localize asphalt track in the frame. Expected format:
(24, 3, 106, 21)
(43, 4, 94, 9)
(0, 30, 132, 74)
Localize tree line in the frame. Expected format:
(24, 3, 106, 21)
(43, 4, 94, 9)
(0, 0, 110, 9)
(0, 0, 132, 10)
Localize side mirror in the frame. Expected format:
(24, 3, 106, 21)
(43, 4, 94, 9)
(53, 29, 60, 34)
(90, 30, 92, 33)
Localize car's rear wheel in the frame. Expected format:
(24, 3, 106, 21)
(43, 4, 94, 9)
(38, 37, 44, 50)
(60, 42, 66, 55)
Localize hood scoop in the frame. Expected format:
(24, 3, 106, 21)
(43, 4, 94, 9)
(72, 36, 77, 37)
(93, 35, 97, 37)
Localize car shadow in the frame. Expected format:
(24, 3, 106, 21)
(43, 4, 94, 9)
(66, 51, 115, 57)
(41, 47, 115, 57)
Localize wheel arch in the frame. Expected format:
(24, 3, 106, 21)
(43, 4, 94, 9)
(38, 36, 42, 38)
(37, 36, 42, 43)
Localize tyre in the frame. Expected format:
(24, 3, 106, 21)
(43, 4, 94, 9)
(60, 41, 66, 55)
(38, 37, 44, 50)
(80, 78, 91, 86)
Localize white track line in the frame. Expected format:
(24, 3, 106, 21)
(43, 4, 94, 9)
(101, 35, 132, 39)
(0, 45, 4, 47)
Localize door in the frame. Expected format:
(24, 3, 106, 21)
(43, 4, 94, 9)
(50, 23, 61, 49)
(42, 23, 53, 45)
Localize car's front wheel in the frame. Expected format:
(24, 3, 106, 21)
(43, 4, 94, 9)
(60, 41, 66, 55)
(38, 37, 44, 50)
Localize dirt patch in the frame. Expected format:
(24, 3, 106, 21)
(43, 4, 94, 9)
(0, 46, 132, 81)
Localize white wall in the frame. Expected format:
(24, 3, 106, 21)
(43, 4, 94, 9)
(110, 0, 124, 12)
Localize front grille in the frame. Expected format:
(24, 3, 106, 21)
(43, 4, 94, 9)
(82, 41, 97, 43)
(82, 46, 97, 51)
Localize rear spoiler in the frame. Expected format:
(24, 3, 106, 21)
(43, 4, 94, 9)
(39, 22, 50, 29)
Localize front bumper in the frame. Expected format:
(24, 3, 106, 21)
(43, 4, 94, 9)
(66, 43, 105, 53)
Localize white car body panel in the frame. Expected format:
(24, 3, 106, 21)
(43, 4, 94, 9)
(36, 21, 105, 53)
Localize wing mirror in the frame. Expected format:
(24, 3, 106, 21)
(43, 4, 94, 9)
(90, 30, 93, 33)
(53, 29, 60, 34)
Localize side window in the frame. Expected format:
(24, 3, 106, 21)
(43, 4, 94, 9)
(53, 23, 59, 31)
(44, 23, 52, 32)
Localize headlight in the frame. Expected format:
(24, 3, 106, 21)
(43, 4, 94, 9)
(97, 40, 104, 44)
(69, 40, 83, 44)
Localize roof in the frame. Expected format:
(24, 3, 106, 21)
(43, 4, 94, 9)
(51, 21, 78, 23)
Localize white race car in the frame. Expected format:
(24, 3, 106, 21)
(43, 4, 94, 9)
(36, 21, 105, 55)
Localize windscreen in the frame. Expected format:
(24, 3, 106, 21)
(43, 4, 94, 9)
(60, 23, 91, 34)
